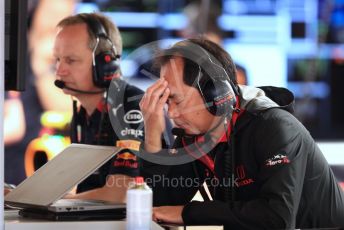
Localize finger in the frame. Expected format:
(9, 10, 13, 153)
(141, 80, 165, 110)
(152, 212, 158, 222)
(148, 81, 168, 108)
(139, 93, 145, 108)
(152, 207, 162, 222)
(152, 210, 164, 222)
(157, 87, 170, 110)
(145, 78, 165, 98)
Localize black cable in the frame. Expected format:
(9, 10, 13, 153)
(230, 118, 236, 205)
(96, 89, 109, 145)
(223, 118, 231, 205)
(223, 116, 236, 208)
(71, 99, 79, 143)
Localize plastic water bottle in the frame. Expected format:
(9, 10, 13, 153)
(126, 176, 152, 230)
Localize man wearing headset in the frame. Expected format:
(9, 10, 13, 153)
(53, 13, 143, 202)
(139, 38, 344, 229)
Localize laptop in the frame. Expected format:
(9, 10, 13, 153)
(5, 143, 126, 220)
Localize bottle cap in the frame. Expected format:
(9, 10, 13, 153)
(135, 176, 144, 185)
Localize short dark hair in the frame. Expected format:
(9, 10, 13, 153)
(154, 37, 237, 88)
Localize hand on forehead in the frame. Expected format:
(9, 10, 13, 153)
(161, 57, 186, 94)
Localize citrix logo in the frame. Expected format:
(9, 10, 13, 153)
(121, 127, 143, 138)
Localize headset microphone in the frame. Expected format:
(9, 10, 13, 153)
(54, 80, 104, 94)
(54, 80, 66, 89)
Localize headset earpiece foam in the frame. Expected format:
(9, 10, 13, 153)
(93, 51, 120, 88)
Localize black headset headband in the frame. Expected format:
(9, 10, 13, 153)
(79, 14, 107, 39)
(78, 14, 119, 57)
(164, 41, 228, 81)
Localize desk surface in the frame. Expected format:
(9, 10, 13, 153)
(5, 210, 164, 230)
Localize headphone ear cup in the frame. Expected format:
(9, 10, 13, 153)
(199, 78, 218, 115)
(199, 78, 236, 116)
(93, 51, 120, 88)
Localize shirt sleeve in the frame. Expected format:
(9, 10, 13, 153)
(107, 84, 145, 178)
(182, 109, 312, 229)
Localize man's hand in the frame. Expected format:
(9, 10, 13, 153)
(152, 205, 184, 224)
(140, 78, 170, 153)
(4, 188, 13, 196)
(4, 183, 16, 196)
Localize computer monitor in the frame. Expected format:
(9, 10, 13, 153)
(5, 0, 27, 91)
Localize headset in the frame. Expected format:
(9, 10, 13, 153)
(167, 40, 239, 205)
(79, 14, 121, 88)
(165, 40, 238, 117)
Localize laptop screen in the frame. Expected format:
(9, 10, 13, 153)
(5, 144, 121, 207)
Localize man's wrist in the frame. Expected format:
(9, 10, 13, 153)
(144, 141, 162, 153)
(144, 131, 163, 153)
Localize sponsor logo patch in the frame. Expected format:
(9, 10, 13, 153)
(111, 103, 123, 116)
(113, 151, 138, 169)
(124, 110, 143, 124)
(116, 152, 137, 161)
(116, 140, 141, 151)
(114, 161, 138, 168)
(121, 127, 143, 138)
(265, 153, 290, 167)
(235, 165, 254, 187)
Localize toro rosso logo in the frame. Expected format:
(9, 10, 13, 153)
(124, 110, 143, 124)
(265, 153, 290, 167)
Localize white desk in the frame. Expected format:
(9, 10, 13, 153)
(5, 210, 164, 230)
